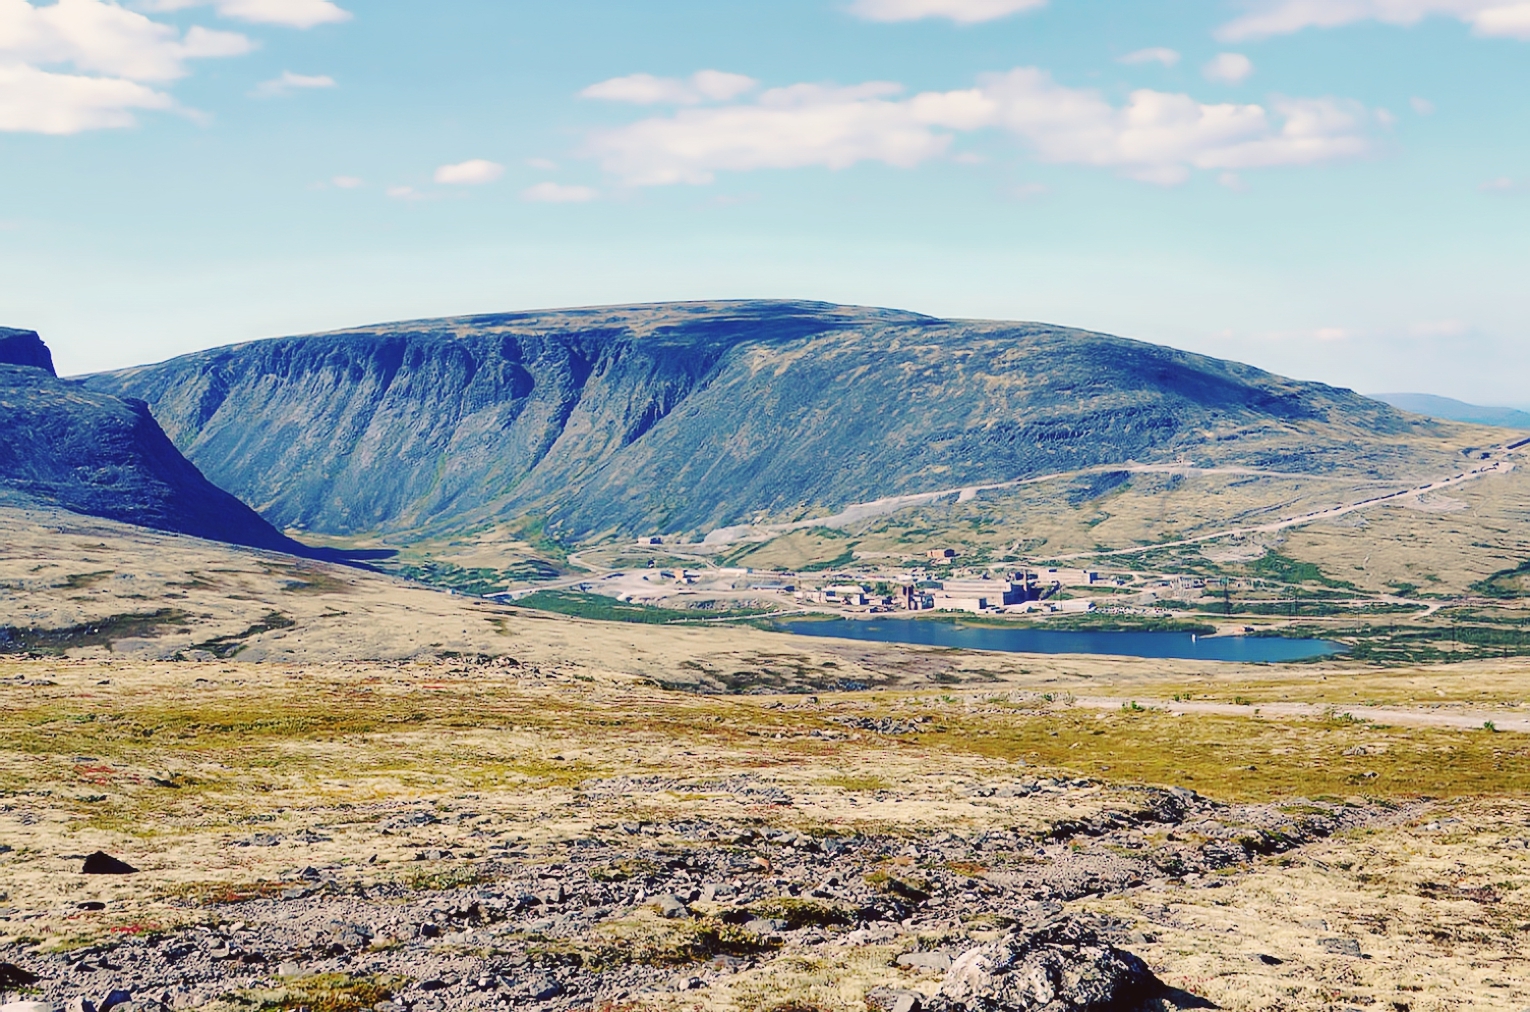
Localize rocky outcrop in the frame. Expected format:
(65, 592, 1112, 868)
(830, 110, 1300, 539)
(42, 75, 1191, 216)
(0, 336, 308, 554)
(83, 300, 1427, 543)
(0, 328, 54, 373)
(939, 920, 1163, 1011)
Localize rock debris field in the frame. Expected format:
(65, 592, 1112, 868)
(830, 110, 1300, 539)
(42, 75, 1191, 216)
(2, 781, 1387, 1012)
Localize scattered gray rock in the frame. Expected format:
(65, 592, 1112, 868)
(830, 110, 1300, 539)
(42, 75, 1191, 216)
(98, 990, 132, 1012)
(655, 894, 689, 919)
(526, 979, 563, 1002)
(1318, 937, 1363, 957)
(867, 987, 923, 1012)
(939, 919, 1162, 1011)
(897, 951, 953, 972)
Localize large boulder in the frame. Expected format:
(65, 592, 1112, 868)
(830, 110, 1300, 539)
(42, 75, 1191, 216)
(939, 918, 1162, 1011)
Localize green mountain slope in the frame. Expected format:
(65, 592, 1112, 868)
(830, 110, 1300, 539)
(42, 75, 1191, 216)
(83, 301, 1446, 546)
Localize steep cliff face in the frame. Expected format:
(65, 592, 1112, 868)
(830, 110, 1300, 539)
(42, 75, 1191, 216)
(85, 300, 1423, 543)
(0, 338, 307, 553)
(0, 328, 55, 373)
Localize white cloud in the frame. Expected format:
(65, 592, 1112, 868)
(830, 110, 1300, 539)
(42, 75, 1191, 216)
(522, 182, 599, 203)
(1315, 327, 1353, 341)
(1479, 176, 1523, 192)
(1203, 53, 1254, 84)
(0, 0, 252, 81)
(580, 69, 757, 105)
(1218, 171, 1249, 190)
(140, 0, 350, 29)
(1119, 47, 1181, 66)
(525, 157, 559, 170)
(1219, 1, 1530, 41)
(331, 174, 362, 188)
(0, 61, 171, 131)
(251, 69, 333, 96)
(585, 67, 1371, 188)
(1411, 95, 1435, 114)
(848, 0, 1047, 23)
(586, 81, 953, 186)
(0, 0, 258, 133)
(385, 185, 418, 199)
(434, 159, 504, 185)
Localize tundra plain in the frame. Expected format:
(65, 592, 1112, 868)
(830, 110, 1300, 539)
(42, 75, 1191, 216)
(4, 506, 1530, 1011)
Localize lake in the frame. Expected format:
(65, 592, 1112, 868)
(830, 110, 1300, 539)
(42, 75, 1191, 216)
(774, 618, 1346, 662)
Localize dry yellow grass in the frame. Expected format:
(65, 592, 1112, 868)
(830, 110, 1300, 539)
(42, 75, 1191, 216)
(8, 505, 1530, 1009)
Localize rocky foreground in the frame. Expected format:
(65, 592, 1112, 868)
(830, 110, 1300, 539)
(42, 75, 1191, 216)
(1, 783, 1390, 1012)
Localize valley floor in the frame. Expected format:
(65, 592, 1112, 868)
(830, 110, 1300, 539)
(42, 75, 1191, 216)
(4, 507, 1530, 1011)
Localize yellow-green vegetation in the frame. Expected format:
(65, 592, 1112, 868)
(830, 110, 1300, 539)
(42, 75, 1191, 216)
(261, 973, 404, 1012)
(748, 897, 855, 929)
(916, 706, 1530, 802)
(864, 866, 932, 902)
(589, 857, 661, 883)
(582, 912, 776, 968)
(817, 774, 892, 792)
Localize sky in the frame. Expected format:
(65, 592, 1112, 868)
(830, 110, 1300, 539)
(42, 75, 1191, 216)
(2, 0, 1528, 405)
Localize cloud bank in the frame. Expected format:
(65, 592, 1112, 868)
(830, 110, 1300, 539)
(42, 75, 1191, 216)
(848, 0, 1047, 23)
(1220, 0, 1530, 41)
(1, 0, 346, 134)
(580, 70, 757, 105)
(585, 68, 1371, 187)
(141, 0, 350, 29)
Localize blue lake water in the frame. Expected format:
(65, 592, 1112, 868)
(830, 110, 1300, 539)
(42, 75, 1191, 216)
(775, 618, 1346, 662)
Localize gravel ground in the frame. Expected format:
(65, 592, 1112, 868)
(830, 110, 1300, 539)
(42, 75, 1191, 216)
(0, 784, 1393, 1012)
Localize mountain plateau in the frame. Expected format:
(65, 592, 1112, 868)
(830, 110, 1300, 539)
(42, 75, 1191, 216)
(84, 300, 1448, 547)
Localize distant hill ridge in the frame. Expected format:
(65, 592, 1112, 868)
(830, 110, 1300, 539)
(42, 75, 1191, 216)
(1371, 392, 1530, 430)
(0, 329, 307, 553)
(84, 300, 1433, 545)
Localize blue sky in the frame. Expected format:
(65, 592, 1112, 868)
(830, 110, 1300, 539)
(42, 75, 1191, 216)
(2, 0, 1528, 405)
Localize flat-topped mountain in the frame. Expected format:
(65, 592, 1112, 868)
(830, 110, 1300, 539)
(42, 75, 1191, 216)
(84, 300, 1436, 544)
(0, 331, 305, 553)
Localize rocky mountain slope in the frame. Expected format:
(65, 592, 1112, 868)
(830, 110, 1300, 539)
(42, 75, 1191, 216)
(0, 329, 306, 553)
(84, 301, 1436, 544)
